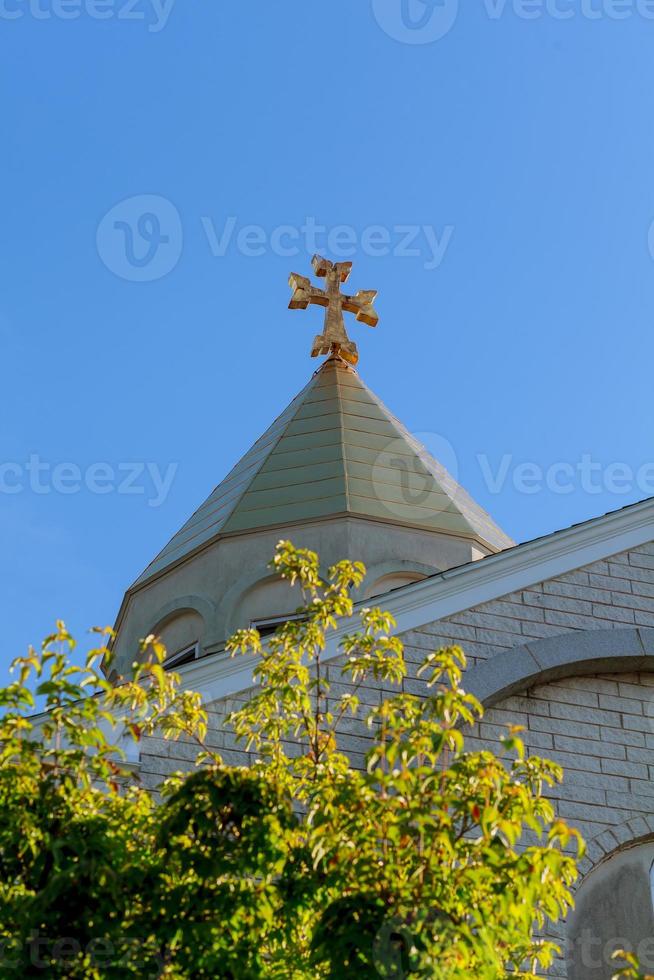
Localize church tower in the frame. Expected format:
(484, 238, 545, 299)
(110, 258, 513, 676)
(109, 256, 654, 978)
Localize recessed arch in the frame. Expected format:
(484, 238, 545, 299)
(580, 817, 654, 884)
(149, 594, 216, 636)
(566, 823, 654, 979)
(143, 594, 217, 662)
(358, 559, 441, 600)
(217, 562, 332, 639)
(220, 571, 305, 640)
(464, 628, 654, 708)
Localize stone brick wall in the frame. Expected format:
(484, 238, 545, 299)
(470, 671, 654, 977)
(469, 673, 654, 840)
(400, 541, 654, 672)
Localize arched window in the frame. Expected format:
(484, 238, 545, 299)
(151, 609, 204, 668)
(566, 840, 654, 979)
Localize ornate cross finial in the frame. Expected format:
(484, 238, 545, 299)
(288, 255, 378, 366)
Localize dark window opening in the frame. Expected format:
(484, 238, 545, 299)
(251, 614, 306, 639)
(164, 642, 199, 670)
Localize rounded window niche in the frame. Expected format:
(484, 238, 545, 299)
(230, 575, 303, 635)
(366, 571, 427, 599)
(566, 839, 654, 979)
(153, 609, 204, 666)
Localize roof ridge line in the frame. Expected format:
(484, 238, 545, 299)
(354, 375, 515, 552)
(332, 360, 350, 513)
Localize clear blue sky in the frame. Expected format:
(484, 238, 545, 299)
(2, 0, 654, 670)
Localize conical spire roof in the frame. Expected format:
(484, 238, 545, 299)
(132, 357, 513, 589)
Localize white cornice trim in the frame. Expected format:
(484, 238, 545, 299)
(175, 499, 654, 706)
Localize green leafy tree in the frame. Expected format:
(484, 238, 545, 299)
(612, 951, 654, 979)
(0, 543, 583, 978)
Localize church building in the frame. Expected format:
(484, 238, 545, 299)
(111, 257, 654, 979)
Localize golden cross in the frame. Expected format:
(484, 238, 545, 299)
(288, 254, 378, 365)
